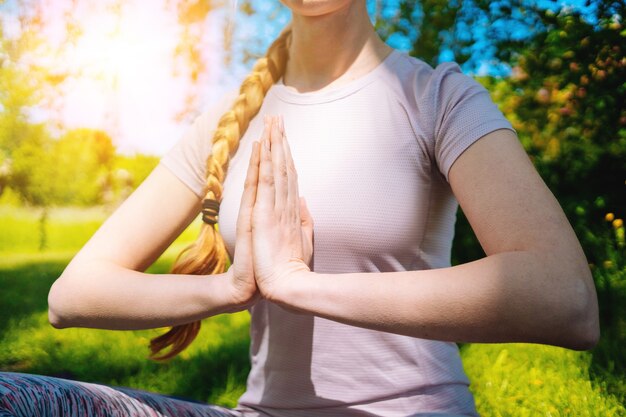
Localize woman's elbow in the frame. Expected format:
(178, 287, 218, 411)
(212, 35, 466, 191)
(576, 320, 600, 351)
(569, 304, 600, 351)
(48, 279, 68, 328)
(47, 274, 80, 329)
(48, 306, 67, 329)
(565, 314, 600, 351)
(563, 269, 600, 351)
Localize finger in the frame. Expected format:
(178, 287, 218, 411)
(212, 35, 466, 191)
(270, 115, 288, 214)
(236, 141, 261, 238)
(260, 115, 271, 143)
(236, 115, 269, 234)
(282, 119, 299, 223)
(255, 121, 275, 213)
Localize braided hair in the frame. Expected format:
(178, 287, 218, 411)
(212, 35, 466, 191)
(149, 25, 292, 360)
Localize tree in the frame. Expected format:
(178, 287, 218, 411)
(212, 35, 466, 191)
(48, 128, 116, 206)
(1, 13, 56, 249)
(473, 1, 625, 260)
(0, 22, 42, 197)
(375, 0, 472, 67)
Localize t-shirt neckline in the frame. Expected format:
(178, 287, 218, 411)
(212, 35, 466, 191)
(272, 49, 401, 105)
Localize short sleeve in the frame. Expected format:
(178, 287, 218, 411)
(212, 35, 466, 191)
(159, 91, 237, 198)
(425, 62, 515, 182)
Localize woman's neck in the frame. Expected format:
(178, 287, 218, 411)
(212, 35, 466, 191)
(283, 2, 393, 93)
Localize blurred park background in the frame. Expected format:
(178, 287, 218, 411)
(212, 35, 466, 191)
(0, 0, 624, 415)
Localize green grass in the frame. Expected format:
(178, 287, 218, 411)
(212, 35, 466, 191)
(0, 205, 624, 414)
(0, 205, 103, 253)
(463, 343, 625, 416)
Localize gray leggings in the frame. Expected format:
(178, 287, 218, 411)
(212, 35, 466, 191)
(0, 372, 241, 417)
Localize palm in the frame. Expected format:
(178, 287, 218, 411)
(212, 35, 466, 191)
(251, 116, 314, 299)
(252, 198, 312, 291)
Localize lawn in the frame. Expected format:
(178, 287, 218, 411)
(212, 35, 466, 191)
(0, 205, 624, 415)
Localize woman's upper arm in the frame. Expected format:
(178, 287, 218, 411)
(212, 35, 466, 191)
(68, 163, 202, 273)
(448, 129, 582, 259)
(447, 129, 597, 316)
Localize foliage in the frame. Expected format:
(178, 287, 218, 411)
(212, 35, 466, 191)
(0, 1, 624, 410)
(473, 1, 625, 250)
(110, 153, 160, 203)
(449, 5, 626, 399)
(374, 0, 471, 67)
(0, 19, 50, 206)
(47, 129, 116, 206)
(452, 1, 625, 286)
(8, 123, 54, 207)
(0, 1, 195, 211)
(0, 26, 44, 155)
(5, 127, 159, 210)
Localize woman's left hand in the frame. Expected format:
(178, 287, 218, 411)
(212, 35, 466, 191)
(251, 115, 314, 301)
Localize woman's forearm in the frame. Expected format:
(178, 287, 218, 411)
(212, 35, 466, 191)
(48, 260, 237, 330)
(273, 250, 599, 350)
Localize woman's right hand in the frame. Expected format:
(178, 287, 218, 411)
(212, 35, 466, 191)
(226, 118, 267, 310)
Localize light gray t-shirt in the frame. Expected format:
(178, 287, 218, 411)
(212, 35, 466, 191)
(159, 49, 515, 417)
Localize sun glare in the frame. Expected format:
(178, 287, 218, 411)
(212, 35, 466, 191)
(34, 0, 225, 155)
(69, 3, 172, 87)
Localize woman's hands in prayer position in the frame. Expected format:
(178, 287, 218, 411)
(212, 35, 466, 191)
(231, 115, 313, 305)
(49, 111, 595, 349)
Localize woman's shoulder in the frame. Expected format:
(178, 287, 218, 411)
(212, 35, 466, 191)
(194, 89, 240, 134)
(158, 89, 239, 199)
(382, 50, 514, 182)
(382, 50, 482, 105)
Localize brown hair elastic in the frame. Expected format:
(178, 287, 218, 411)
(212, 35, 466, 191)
(202, 199, 220, 225)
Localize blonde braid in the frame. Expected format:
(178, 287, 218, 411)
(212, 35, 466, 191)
(149, 25, 292, 361)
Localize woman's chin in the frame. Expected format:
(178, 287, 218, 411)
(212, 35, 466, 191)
(279, 0, 355, 17)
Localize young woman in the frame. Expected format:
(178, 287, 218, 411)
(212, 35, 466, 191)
(0, 1, 599, 416)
